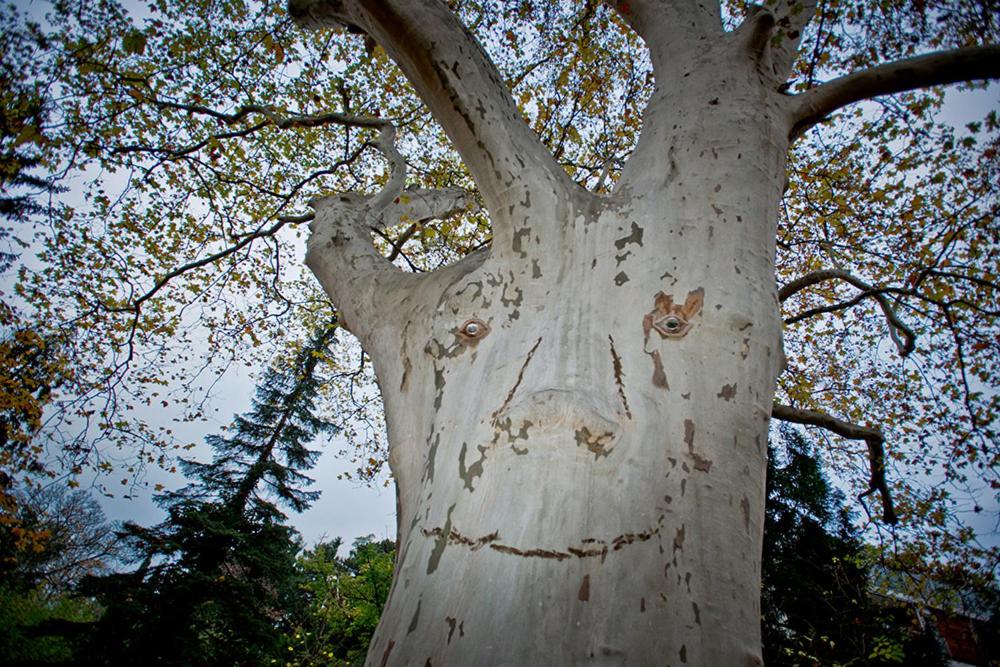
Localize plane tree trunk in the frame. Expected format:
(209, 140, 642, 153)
(289, 0, 1000, 663)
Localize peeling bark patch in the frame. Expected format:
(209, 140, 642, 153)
(614, 271, 630, 286)
(717, 383, 737, 400)
(407, 599, 422, 634)
(741, 495, 751, 533)
(426, 505, 454, 574)
(608, 336, 632, 418)
(491, 337, 542, 426)
(380, 640, 395, 667)
(575, 427, 615, 459)
(692, 454, 713, 473)
(649, 349, 668, 389)
(458, 442, 488, 490)
(683, 419, 696, 452)
(578, 574, 590, 601)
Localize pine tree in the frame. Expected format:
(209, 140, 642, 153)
(762, 428, 948, 666)
(80, 319, 339, 666)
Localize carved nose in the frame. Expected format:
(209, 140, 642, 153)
(497, 388, 621, 437)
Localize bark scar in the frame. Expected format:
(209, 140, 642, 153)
(490, 336, 542, 426)
(608, 335, 633, 419)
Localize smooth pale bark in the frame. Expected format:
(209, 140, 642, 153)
(291, 0, 998, 663)
(307, 45, 788, 667)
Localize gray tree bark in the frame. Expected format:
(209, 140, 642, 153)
(289, 0, 1000, 663)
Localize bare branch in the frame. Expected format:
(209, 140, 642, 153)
(772, 403, 897, 524)
(289, 0, 572, 218)
(789, 46, 1000, 138)
(780, 269, 916, 357)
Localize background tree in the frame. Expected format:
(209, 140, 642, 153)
(0, 0, 997, 662)
(763, 428, 949, 666)
(285, 535, 395, 666)
(80, 318, 339, 666)
(0, 486, 115, 666)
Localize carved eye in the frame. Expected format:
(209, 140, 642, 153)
(661, 316, 681, 331)
(458, 318, 489, 342)
(652, 314, 687, 337)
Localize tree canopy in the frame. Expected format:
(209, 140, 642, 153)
(0, 0, 998, 585)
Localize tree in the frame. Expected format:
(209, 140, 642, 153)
(2, 0, 999, 663)
(80, 319, 338, 665)
(763, 428, 948, 666)
(286, 535, 395, 666)
(0, 486, 114, 667)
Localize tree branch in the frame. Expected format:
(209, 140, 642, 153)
(771, 403, 897, 524)
(780, 269, 916, 357)
(789, 46, 1000, 138)
(604, 0, 721, 69)
(289, 0, 572, 219)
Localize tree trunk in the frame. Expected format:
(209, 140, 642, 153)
(296, 3, 797, 664)
(310, 90, 786, 667)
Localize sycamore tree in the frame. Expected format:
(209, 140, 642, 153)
(2, 0, 999, 663)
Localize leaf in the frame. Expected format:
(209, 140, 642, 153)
(123, 30, 147, 55)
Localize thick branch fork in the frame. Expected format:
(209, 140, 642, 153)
(772, 403, 898, 524)
(289, 0, 572, 214)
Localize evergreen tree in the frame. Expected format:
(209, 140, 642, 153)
(762, 428, 948, 666)
(80, 319, 339, 666)
(284, 536, 395, 666)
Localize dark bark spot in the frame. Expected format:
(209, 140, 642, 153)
(408, 599, 422, 634)
(673, 525, 685, 552)
(427, 505, 454, 574)
(640, 597, 646, 612)
(741, 495, 751, 533)
(575, 427, 615, 459)
(680, 644, 688, 662)
(692, 454, 713, 473)
(578, 574, 590, 601)
(613, 221, 644, 250)
(458, 442, 488, 491)
(512, 227, 530, 258)
(717, 383, 737, 400)
(649, 349, 668, 389)
(380, 640, 395, 667)
(424, 433, 440, 483)
(446, 617, 457, 643)
(614, 271, 630, 286)
(692, 601, 701, 625)
(531, 259, 542, 278)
